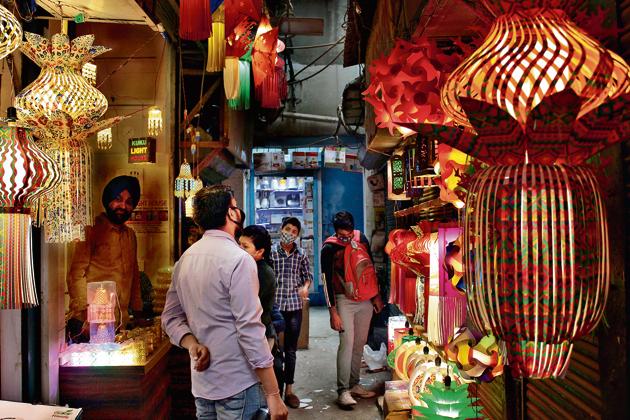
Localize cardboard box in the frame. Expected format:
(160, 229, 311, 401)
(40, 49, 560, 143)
(383, 382, 412, 420)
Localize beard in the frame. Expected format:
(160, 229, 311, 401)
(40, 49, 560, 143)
(106, 207, 132, 225)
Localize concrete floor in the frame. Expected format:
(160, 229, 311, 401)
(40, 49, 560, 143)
(288, 306, 390, 419)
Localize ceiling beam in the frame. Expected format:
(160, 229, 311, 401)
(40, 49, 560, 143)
(179, 77, 221, 132)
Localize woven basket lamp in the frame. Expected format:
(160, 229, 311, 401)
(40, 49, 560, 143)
(0, 111, 60, 308)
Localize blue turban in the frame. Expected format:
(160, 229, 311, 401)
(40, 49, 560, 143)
(102, 176, 141, 210)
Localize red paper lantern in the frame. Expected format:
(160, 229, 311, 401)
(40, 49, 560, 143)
(252, 16, 278, 94)
(464, 164, 609, 378)
(363, 37, 462, 136)
(179, 0, 212, 41)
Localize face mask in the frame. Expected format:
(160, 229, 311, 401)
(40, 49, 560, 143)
(280, 231, 297, 245)
(338, 236, 352, 244)
(229, 207, 244, 236)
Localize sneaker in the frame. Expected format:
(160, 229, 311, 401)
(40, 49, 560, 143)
(284, 393, 300, 409)
(350, 384, 377, 399)
(337, 390, 357, 409)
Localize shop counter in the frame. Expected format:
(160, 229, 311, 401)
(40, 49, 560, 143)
(59, 340, 171, 420)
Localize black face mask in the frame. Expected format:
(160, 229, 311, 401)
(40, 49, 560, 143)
(229, 207, 245, 237)
(106, 206, 132, 225)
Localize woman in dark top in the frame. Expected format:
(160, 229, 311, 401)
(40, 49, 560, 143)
(239, 225, 277, 349)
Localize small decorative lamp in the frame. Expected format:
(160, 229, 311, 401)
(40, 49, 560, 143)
(0, 108, 60, 309)
(87, 281, 117, 343)
(174, 160, 195, 198)
(97, 127, 112, 150)
(184, 178, 204, 217)
(82, 62, 97, 86)
(0, 4, 22, 60)
(148, 106, 163, 137)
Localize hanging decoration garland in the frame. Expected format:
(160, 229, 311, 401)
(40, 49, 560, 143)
(0, 115, 60, 309)
(0, 4, 22, 60)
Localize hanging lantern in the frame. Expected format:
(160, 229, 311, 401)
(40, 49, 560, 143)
(415, 381, 482, 419)
(0, 4, 22, 60)
(206, 4, 226, 73)
(148, 106, 163, 136)
(441, 8, 630, 133)
(14, 32, 124, 243)
(0, 113, 60, 309)
(184, 178, 204, 217)
(97, 127, 112, 150)
(227, 59, 252, 110)
(179, 0, 212, 41)
(174, 160, 195, 198)
(444, 327, 505, 382)
(82, 62, 97, 86)
(252, 16, 278, 98)
(408, 356, 467, 409)
(224, 0, 262, 99)
(363, 37, 464, 137)
(465, 164, 609, 378)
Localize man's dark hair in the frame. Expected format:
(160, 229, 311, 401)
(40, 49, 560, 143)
(242, 225, 272, 263)
(193, 185, 234, 230)
(281, 217, 301, 233)
(333, 211, 354, 231)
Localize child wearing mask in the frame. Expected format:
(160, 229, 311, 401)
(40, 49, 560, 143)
(239, 225, 277, 349)
(270, 217, 313, 408)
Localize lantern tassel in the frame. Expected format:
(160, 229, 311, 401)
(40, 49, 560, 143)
(0, 213, 37, 309)
(180, 0, 212, 41)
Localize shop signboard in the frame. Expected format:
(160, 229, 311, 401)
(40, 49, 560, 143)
(128, 137, 157, 164)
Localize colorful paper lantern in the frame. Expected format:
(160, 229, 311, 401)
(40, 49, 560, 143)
(227, 56, 252, 111)
(206, 4, 226, 73)
(444, 327, 505, 382)
(0, 118, 60, 309)
(0, 4, 22, 60)
(441, 8, 630, 133)
(465, 164, 609, 378)
(363, 37, 463, 136)
(408, 357, 467, 409)
(179, 0, 212, 41)
(148, 106, 163, 137)
(252, 16, 279, 100)
(414, 381, 482, 419)
(15, 32, 124, 243)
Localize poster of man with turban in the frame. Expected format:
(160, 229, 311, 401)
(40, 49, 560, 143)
(66, 175, 144, 342)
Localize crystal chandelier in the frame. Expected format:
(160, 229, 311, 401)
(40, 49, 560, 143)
(0, 111, 60, 308)
(0, 4, 22, 60)
(96, 127, 112, 150)
(148, 106, 163, 136)
(14, 32, 125, 243)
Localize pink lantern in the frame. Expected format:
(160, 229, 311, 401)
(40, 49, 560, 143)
(465, 164, 608, 378)
(0, 113, 60, 308)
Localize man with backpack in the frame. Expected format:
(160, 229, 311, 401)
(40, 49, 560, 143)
(321, 211, 384, 409)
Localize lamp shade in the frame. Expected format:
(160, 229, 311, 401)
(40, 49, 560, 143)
(0, 122, 60, 308)
(206, 4, 226, 73)
(363, 37, 462, 136)
(441, 8, 630, 132)
(0, 4, 22, 60)
(464, 163, 609, 378)
(174, 160, 194, 198)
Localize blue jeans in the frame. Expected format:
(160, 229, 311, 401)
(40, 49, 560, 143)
(280, 309, 302, 385)
(195, 383, 267, 420)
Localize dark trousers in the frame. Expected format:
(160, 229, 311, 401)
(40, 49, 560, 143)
(280, 309, 302, 386)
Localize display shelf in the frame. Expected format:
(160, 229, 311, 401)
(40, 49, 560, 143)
(256, 188, 304, 192)
(257, 207, 304, 211)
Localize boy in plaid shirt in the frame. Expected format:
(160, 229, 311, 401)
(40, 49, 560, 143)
(271, 217, 313, 408)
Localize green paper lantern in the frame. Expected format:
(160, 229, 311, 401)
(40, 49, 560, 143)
(414, 382, 484, 420)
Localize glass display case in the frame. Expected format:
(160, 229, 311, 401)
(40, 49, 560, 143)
(252, 175, 318, 287)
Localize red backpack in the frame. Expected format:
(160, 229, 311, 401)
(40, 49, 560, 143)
(324, 230, 379, 301)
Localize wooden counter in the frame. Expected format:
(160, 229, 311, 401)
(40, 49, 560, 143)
(59, 340, 171, 420)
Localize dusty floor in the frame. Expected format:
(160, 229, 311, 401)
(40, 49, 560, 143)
(287, 306, 390, 419)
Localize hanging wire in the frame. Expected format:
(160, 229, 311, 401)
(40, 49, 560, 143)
(152, 39, 167, 104)
(97, 31, 161, 89)
(12, 0, 35, 21)
(291, 36, 345, 79)
(288, 48, 344, 85)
